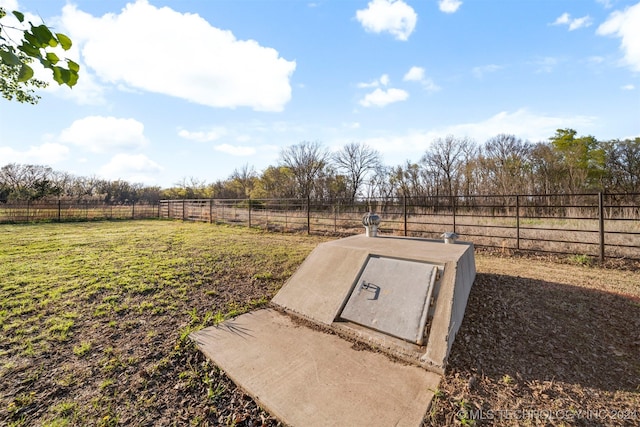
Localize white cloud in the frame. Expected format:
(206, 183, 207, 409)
(359, 88, 409, 107)
(437, 109, 596, 142)
(553, 12, 571, 25)
(59, 116, 148, 153)
(569, 16, 593, 31)
(403, 66, 425, 82)
(472, 64, 503, 78)
(355, 0, 417, 41)
(403, 66, 441, 92)
(357, 74, 390, 89)
(214, 144, 257, 156)
(358, 109, 597, 160)
(597, 2, 640, 72)
(0, 0, 19, 10)
(60, 0, 295, 112)
(46, 70, 107, 106)
(99, 153, 163, 183)
(552, 13, 592, 31)
(622, 84, 636, 90)
(357, 74, 390, 88)
(0, 143, 69, 165)
(439, 0, 462, 14)
(178, 128, 228, 142)
(597, 0, 613, 9)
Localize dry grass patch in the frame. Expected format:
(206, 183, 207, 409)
(425, 254, 640, 426)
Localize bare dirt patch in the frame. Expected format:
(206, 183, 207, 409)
(424, 254, 640, 426)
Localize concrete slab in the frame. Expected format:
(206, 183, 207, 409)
(272, 234, 476, 372)
(191, 308, 440, 427)
(271, 243, 369, 325)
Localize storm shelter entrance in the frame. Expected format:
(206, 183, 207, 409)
(339, 256, 441, 345)
(192, 234, 477, 426)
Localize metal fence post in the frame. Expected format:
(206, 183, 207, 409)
(451, 196, 457, 234)
(248, 198, 252, 228)
(182, 199, 186, 221)
(58, 199, 61, 222)
(599, 192, 605, 262)
(306, 196, 311, 235)
(209, 199, 213, 224)
(516, 195, 520, 250)
(132, 201, 135, 219)
(285, 199, 288, 232)
(403, 196, 408, 236)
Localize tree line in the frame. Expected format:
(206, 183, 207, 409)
(1, 129, 639, 204)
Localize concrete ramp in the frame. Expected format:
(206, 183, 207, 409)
(192, 234, 476, 426)
(191, 309, 440, 427)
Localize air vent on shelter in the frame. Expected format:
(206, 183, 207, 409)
(339, 255, 442, 345)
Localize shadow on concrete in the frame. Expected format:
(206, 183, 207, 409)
(448, 272, 640, 392)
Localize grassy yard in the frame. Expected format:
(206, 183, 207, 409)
(1, 220, 638, 426)
(0, 220, 329, 426)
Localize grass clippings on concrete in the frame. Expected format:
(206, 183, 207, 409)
(1, 220, 638, 426)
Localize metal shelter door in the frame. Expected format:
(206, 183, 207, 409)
(339, 256, 439, 344)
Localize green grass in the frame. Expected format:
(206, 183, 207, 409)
(0, 220, 329, 425)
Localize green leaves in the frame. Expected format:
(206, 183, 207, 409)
(56, 33, 72, 50)
(30, 24, 56, 48)
(11, 10, 24, 22)
(0, 49, 22, 66)
(45, 52, 60, 64)
(18, 62, 34, 82)
(0, 6, 80, 100)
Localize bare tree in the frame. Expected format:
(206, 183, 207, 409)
(480, 134, 530, 195)
(0, 163, 58, 200)
(421, 135, 471, 196)
(364, 165, 394, 199)
(332, 142, 382, 201)
(603, 138, 640, 193)
(171, 177, 209, 199)
(527, 142, 564, 195)
(229, 163, 257, 198)
(389, 161, 423, 198)
(279, 141, 330, 200)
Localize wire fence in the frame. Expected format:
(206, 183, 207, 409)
(159, 193, 640, 261)
(0, 200, 159, 223)
(1, 194, 637, 261)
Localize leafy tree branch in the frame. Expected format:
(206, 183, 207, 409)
(0, 7, 79, 103)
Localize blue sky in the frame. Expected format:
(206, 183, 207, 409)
(1, 0, 639, 188)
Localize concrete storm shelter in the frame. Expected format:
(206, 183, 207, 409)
(192, 215, 476, 427)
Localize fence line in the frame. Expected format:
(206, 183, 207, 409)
(159, 193, 640, 261)
(1, 194, 637, 261)
(0, 200, 159, 223)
